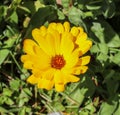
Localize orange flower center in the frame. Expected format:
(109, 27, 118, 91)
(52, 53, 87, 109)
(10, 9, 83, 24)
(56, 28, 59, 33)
(51, 55, 66, 69)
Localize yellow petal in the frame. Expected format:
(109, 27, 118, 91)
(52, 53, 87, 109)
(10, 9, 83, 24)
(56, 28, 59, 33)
(40, 32, 59, 56)
(33, 45, 41, 55)
(56, 23, 64, 33)
(38, 78, 54, 90)
(22, 45, 51, 70)
(63, 21, 70, 32)
(48, 30, 61, 54)
(45, 33, 56, 56)
(39, 26, 47, 36)
(41, 68, 55, 80)
(32, 68, 43, 77)
(76, 32, 88, 45)
(64, 49, 79, 68)
(61, 65, 80, 79)
(27, 74, 39, 84)
(32, 28, 42, 45)
(61, 63, 88, 76)
(72, 66, 85, 75)
(55, 83, 65, 92)
(54, 70, 64, 84)
(78, 40, 92, 56)
(79, 66, 88, 74)
(70, 66, 88, 75)
(21, 55, 40, 69)
(72, 67, 82, 75)
(64, 74, 80, 84)
(54, 31, 61, 54)
(78, 56, 91, 66)
(48, 22, 57, 30)
(21, 55, 30, 62)
(33, 46, 51, 69)
(35, 34, 53, 56)
(70, 27, 79, 37)
(78, 27, 84, 34)
(23, 39, 37, 55)
(60, 32, 74, 55)
(23, 61, 33, 69)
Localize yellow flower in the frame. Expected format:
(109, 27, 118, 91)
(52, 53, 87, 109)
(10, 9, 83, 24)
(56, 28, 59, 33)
(21, 22, 92, 92)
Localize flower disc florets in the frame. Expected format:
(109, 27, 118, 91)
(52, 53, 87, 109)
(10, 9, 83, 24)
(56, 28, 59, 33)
(51, 55, 66, 69)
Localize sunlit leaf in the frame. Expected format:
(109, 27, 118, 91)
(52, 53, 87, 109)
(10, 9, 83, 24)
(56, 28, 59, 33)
(10, 79, 20, 91)
(91, 22, 105, 43)
(111, 52, 120, 65)
(3, 88, 13, 97)
(68, 6, 83, 25)
(98, 95, 119, 115)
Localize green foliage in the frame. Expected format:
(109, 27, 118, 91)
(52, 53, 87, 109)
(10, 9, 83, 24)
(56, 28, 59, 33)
(0, 0, 120, 114)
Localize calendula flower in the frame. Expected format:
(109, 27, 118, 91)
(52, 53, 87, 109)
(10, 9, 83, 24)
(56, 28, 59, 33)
(21, 22, 92, 92)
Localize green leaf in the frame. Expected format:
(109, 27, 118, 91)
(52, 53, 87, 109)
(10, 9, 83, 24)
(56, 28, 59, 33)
(68, 6, 83, 25)
(70, 76, 96, 105)
(3, 88, 13, 97)
(18, 97, 29, 107)
(0, 28, 18, 65)
(62, 0, 70, 9)
(114, 97, 120, 115)
(10, 79, 20, 91)
(83, 102, 96, 114)
(25, 106, 31, 113)
(97, 53, 108, 62)
(99, 102, 116, 115)
(0, 96, 7, 105)
(57, 9, 65, 20)
(34, 0, 45, 11)
(92, 43, 109, 61)
(18, 106, 26, 115)
(0, 106, 8, 113)
(5, 97, 14, 105)
(70, 87, 84, 105)
(86, 0, 102, 10)
(0, 6, 7, 22)
(86, 5, 101, 10)
(99, 20, 120, 47)
(0, 38, 17, 65)
(108, 34, 120, 48)
(5, 0, 22, 21)
(91, 22, 105, 43)
(18, 88, 31, 107)
(90, 44, 99, 53)
(111, 52, 120, 65)
(91, 20, 120, 47)
(98, 95, 119, 115)
(51, 101, 65, 111)
(23, 88, 32, 97)
(98, 43, 108, 54)
(9, 11, 18, 24)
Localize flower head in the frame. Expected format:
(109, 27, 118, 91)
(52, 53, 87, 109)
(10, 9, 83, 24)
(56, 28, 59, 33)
(21, 22, 92, 92)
